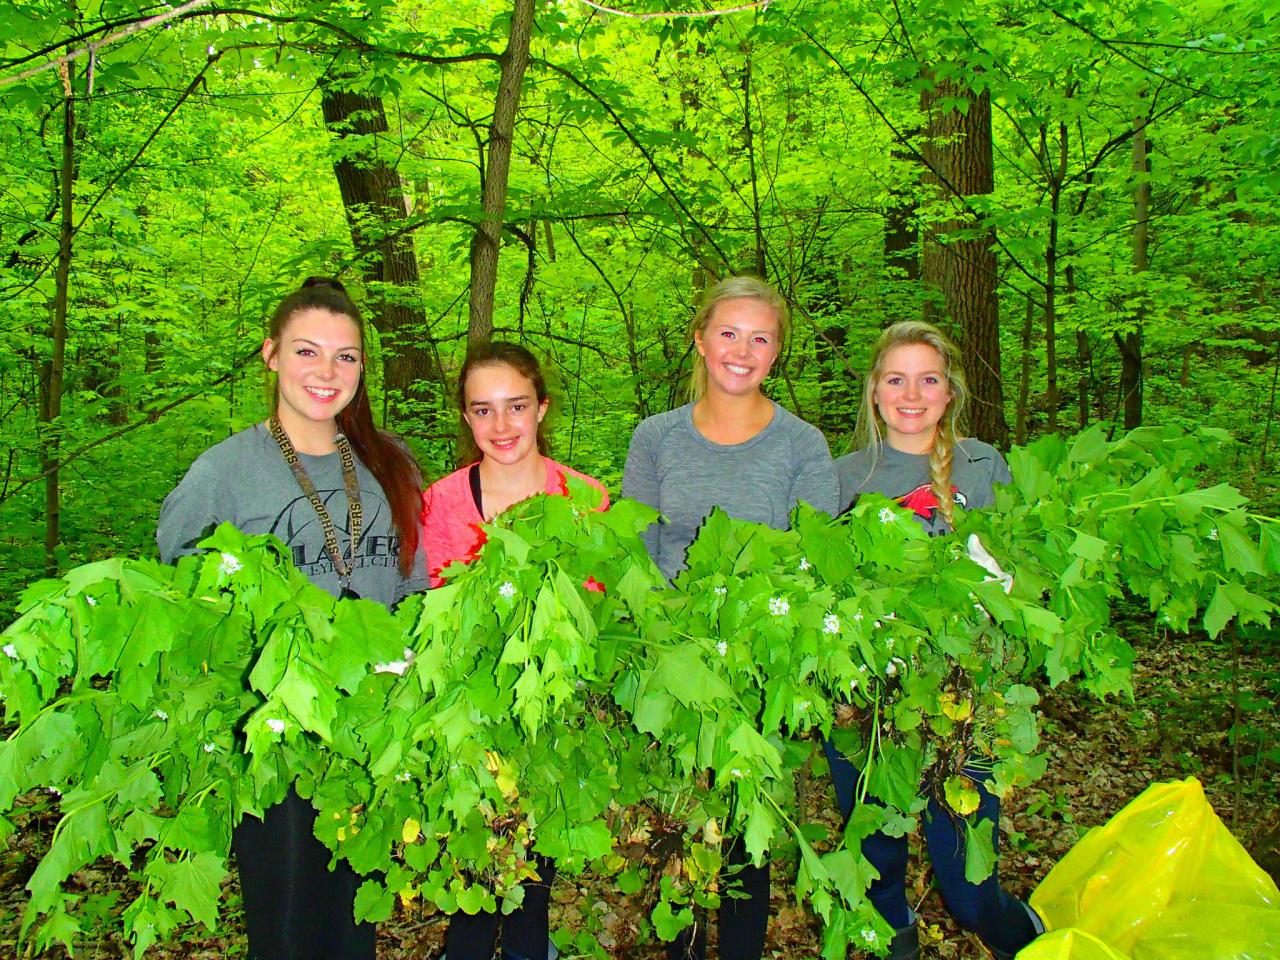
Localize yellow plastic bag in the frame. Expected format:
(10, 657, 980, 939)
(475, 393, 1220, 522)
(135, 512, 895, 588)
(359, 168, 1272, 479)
(1018, 777, 1279, 960)
(1015, 929, 1127, 960)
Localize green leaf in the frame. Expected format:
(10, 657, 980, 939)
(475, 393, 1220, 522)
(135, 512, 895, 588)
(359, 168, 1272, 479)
(354, 879, 395, 924)
(652, 899, 694, 941)
(654, 646, 733, 705)
(147, 852, 227, 929)
(962, 817, 997, 885)
(1217, 519, 1265, 576)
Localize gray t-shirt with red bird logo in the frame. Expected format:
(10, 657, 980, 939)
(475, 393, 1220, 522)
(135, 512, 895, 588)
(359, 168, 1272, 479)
(835, 438, 1011, 536)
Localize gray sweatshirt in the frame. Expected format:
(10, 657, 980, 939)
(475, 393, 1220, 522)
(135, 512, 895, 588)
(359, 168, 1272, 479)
(157, 424, 427, 606)
(623, 401, 839, 580)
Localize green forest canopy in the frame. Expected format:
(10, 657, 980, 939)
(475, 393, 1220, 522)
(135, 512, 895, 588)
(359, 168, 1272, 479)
(1, 0, 1277, 601)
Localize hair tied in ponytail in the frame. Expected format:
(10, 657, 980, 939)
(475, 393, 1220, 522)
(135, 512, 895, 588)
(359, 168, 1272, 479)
(301, 276, 347, 294)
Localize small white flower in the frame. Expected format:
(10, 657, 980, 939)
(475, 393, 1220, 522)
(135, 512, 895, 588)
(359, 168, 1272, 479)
(885, 637, 895, 650)
(884, 612, 898, 620)
(48, 785, 61, 796)
(374, 647, 416, 676)
(797, 700, 810, 712)
(154, 710, 168, 721)
(714, 585, 728, 596)
(218, 552, 243, 576)
(253, 57, 263, 68)
(862, 928, 879, 945)
(799, 557, 812, 571)
(1207, 528, 1219, 541)
(885, 656, 906, 677)
(768, 596, 790, 617)
(207, 44, 217, 55)
(730, 767, 745, 778)
(2, 643, 17, 660)
(85, 596, 97, 607)
(716, 640, 728, 656)
(266, 718, 286, 735)
(873, 620, 883, 629)
(203, 742, 216, 753)
(823, 614, 840, 635)
(878, 507, 896, 525)
(858, 664, 868, 672)
(396, 771, 411, 782)
(853, 611, 864, 622)
(498, 581, 516, 600)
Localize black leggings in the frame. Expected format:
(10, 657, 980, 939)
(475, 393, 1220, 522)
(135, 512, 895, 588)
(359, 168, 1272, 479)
(233, 785, 375, 960)
(445, 856, 558, 960)
(666, 838, 769, 960)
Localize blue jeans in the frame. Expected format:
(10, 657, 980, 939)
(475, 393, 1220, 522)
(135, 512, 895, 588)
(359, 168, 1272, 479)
(823, 740, 1038, 957)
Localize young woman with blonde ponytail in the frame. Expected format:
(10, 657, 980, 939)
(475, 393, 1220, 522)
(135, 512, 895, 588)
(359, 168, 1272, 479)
(624, 275, 838, 960)
(828, 321, 1043, 960)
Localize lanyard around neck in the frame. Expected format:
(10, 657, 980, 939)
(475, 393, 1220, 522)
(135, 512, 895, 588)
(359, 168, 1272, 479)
(267, 416, 363, 588)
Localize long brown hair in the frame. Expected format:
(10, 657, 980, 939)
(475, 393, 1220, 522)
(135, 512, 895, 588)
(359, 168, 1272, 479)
(267, 278, 422, 576)
(853, 320, 969, 525)
(454, 341, 551, 467)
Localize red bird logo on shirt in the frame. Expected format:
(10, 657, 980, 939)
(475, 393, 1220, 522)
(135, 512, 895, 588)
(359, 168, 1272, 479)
(897, 483, 969, 535)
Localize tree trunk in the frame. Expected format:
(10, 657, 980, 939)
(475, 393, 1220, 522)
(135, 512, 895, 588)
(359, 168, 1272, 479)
(1015, 292, 1034, 446)
(41, 66, 76, 576)
(468, 0, 536, 346)
(814, 256, 860, 436)
(1117, 112, 1149, 430)
(742, 49, 767, 279)
(883, 121, 923, 328)
(921, 71, 1007, 446)
(321, 77, 442, 422)
(1043, 119, 1068, 434)
(1260, 343, 1279, 472)
(1068, 262, 1092, 429)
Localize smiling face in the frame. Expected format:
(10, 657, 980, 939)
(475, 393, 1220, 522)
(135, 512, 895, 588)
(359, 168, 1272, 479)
(694, 297, 781, 399)
(873, 342, 954, 453)
(462, 361, 549, 468)
(263, 307, 363, 441)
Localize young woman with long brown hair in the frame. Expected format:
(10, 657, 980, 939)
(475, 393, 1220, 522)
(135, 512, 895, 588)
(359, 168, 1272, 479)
(158, 277, 426, 960)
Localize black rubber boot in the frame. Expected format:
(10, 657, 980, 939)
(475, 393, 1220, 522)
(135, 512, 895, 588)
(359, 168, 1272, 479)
(886, 922, 919, 960)
(983, 900, 1045, 960)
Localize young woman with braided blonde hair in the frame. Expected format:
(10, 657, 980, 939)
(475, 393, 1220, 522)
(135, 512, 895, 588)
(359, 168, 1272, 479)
(827, 321, 1043, 960)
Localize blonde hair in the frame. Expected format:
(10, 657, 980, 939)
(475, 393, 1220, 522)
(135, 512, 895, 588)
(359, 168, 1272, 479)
(853, 321, 969, 525)
(687, 275, 790, 402)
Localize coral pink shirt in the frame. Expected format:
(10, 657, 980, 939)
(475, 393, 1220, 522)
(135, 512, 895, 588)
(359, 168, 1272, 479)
(422, 457, 609, 587)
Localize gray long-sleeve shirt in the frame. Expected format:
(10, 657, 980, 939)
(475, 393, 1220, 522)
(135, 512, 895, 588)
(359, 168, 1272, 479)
(622, 401, 839, 580)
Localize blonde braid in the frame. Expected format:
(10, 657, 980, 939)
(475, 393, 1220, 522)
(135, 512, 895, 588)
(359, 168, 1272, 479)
(929, 429, 957, 527)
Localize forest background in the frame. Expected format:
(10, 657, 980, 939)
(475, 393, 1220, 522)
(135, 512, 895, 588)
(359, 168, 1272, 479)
(1, 1, 1279, 957)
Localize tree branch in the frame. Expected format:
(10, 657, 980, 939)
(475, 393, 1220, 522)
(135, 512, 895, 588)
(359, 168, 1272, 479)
(0, 0, 214, 89)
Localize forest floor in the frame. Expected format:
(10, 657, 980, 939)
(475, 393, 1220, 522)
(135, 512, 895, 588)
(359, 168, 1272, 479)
(2, 616, 1277, 959)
